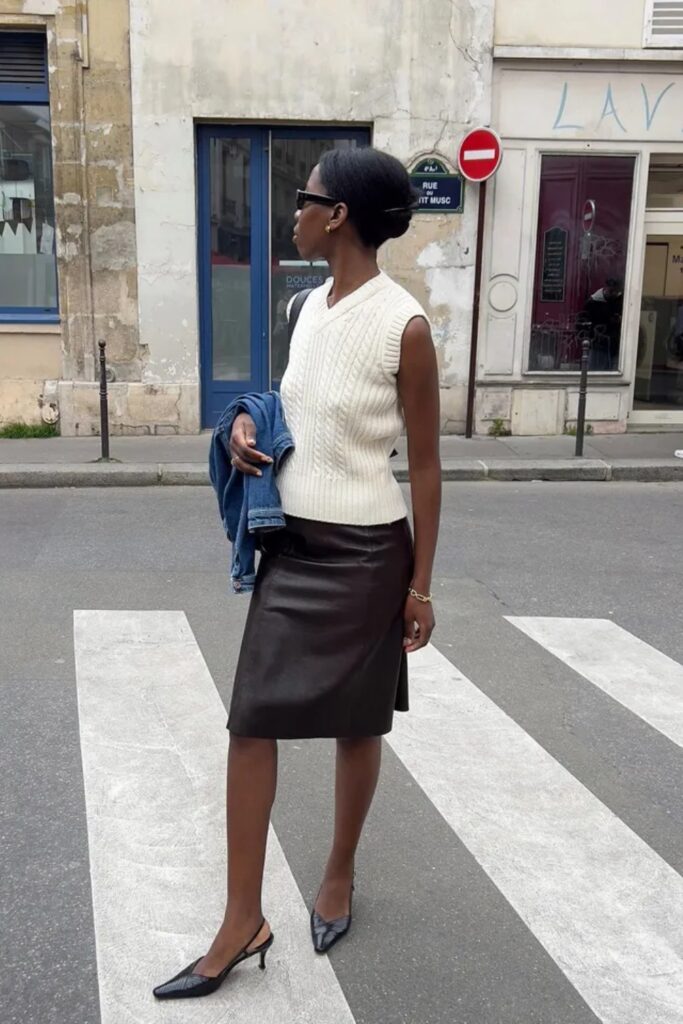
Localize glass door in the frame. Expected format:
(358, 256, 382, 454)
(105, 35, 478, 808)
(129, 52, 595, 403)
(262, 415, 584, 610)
(198, 126, 369, 426)
(269, 130, 368, 383)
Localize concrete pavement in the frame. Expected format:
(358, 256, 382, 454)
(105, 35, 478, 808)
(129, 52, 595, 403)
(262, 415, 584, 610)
(3, 483, 682, 1024)
(1, 430, 683, 486)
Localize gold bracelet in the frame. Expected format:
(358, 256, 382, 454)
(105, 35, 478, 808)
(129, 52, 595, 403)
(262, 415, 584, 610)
(408, 587, 433, 604)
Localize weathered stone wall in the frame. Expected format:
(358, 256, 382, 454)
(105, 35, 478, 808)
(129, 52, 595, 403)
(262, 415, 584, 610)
(0, 0, 143, 434)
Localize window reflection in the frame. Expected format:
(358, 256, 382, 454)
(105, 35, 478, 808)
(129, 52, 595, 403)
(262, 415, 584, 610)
(270, 137, 361, 381)
(0, 103, 57, 310)
(209, 138, 251, 381)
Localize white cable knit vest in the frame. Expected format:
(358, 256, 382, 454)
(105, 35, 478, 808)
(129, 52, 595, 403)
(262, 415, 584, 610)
(278, 271, 427, 525)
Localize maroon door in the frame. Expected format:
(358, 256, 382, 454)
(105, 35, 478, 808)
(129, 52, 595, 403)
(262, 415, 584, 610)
(530, 156, 635, 370)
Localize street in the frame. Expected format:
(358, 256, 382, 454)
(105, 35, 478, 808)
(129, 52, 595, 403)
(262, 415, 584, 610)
(1, 482, 682, 1024)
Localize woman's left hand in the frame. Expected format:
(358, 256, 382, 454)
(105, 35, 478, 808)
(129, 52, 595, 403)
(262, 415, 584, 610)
(403, 594, 435, 653)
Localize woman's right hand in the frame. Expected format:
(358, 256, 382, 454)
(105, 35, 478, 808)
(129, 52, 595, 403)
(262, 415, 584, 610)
(229, 413, 273, 476)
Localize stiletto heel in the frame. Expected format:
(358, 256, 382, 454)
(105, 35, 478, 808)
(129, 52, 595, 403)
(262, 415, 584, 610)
(259, 934, 274, 970)
(153, 921, 274, 1000)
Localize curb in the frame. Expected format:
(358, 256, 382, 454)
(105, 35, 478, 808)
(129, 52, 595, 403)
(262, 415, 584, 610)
(608, 459, 683, 482)
(479, 458, 611, 482)
(0, 463, 161, 488)
(159, 463, 211, 486)
(1, 459, 683, 487)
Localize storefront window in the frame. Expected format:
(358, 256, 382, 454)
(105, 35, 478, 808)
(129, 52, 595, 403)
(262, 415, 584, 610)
(0, 34, 57, 318)
(636, 235, 683, 409)
(646, 165, 683, 209)
(529, 155, 635, 372)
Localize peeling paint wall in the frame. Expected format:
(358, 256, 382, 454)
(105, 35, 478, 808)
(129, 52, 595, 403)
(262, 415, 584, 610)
(130, 0, 495, 432)
(0, 0, 141, 433)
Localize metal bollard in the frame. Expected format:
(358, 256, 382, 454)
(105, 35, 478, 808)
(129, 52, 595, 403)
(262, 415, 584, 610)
(575, 337, 591, 458)
(98, 340, 110, 461)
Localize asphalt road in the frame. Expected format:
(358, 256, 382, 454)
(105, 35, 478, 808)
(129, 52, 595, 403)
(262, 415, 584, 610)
(1, 482, 682, 1024)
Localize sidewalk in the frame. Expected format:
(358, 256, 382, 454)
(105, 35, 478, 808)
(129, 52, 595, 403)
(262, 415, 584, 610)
(1, 428, 683, 483)
(1, 431, 682, 486)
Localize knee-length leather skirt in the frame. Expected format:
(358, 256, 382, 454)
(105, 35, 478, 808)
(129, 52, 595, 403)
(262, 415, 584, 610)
(227, 515, 414, 739)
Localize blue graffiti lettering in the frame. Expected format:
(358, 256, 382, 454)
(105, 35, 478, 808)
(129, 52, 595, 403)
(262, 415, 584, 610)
(552, 82, 584, 131)
(641, 82, 675, 131)
(597, 84, 627, 132)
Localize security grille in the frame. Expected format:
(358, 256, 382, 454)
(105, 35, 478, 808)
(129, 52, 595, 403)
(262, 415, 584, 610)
(644, 0, 683, 46)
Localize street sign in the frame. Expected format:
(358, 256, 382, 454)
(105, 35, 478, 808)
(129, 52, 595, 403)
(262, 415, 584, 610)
(583, 199, 596, 234)
(410, 172, 464, 214)
(457, 127, 502, 182)
(410, 156, 464, 213)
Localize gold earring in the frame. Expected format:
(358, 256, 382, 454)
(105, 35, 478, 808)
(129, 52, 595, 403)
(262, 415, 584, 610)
(325, 225, 331, 234)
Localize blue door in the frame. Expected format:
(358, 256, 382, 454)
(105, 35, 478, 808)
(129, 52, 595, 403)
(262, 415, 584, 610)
(197, 126, 370, 427)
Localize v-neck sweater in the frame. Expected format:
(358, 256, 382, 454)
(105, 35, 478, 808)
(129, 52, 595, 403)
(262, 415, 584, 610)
(278, 271, 427, 525)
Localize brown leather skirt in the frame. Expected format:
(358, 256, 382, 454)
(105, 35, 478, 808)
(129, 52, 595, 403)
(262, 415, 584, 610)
(227, 515, 414, 739)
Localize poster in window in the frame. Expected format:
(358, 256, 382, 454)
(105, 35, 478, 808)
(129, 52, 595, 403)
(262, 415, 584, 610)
(541, 226, 568, 302)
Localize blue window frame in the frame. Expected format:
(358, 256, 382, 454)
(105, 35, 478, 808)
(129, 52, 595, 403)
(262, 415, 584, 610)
(197, 126, 268, 426)
(0, 32, 59, 323)
(197, 125, 370, 427)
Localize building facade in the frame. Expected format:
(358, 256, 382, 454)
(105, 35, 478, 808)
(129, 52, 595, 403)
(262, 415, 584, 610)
(4, 1, 680, 436)
(128, 0, 494, 434)
(0, 0, 494, 435)
(476, 0, 683, 433)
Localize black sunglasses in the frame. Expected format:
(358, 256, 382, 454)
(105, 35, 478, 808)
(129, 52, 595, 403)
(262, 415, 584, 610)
(296, 189, 338, 211)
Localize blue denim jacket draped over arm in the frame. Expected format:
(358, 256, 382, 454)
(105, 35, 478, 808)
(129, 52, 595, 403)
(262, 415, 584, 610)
(209, 392, 294, 594)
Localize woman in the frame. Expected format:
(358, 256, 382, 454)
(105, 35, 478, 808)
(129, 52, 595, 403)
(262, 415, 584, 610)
(154, 146, 441, 1000)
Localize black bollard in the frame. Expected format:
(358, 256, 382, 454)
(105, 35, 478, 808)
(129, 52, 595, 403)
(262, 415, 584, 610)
(98, 340, 110, 461)
(575, 337, 591, 458)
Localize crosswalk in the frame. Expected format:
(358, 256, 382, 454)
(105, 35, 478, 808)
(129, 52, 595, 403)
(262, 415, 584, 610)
(508, 617, 683, 749)
(72, 610, 683, 1024)
(74, 610, 356, 1024)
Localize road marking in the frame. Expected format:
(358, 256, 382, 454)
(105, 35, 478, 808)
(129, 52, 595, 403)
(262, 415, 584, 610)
(462, 148, 496, 160)
(74, 610, 355, 1024)
(508, 617, 683, 749)
(388, 644, 683, 1024)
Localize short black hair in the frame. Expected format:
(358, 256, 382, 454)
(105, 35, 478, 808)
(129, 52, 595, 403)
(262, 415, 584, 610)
(318, 147, 417, 249)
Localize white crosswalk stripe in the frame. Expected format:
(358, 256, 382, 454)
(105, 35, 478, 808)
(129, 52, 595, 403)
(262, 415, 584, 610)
(74, 610, 683, 1024)
(387, 643, 683, 1024)
(73, 610, 355, 1024)
(507, 616, 683, 748)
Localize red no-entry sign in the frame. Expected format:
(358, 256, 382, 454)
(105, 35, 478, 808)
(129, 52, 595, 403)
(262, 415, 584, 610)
(457, 127, 502, 182)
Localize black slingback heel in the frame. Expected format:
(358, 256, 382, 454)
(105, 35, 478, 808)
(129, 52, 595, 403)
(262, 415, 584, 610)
(153, 920, 274, 1000)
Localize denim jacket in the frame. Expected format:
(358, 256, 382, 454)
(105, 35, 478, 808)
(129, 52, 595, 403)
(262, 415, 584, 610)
(209, 392, 294, 594)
